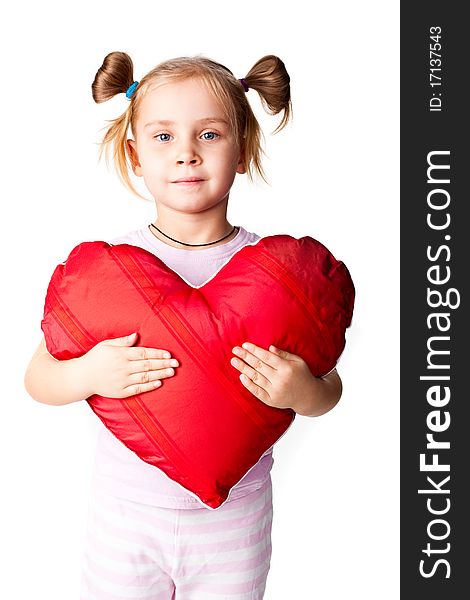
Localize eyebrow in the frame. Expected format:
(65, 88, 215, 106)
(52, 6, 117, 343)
(144, 117, 229, 129)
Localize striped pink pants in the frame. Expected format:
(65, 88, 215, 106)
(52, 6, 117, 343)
(79, 477, 273, 599)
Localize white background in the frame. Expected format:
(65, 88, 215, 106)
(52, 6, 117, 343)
(1, 1, 399, 598)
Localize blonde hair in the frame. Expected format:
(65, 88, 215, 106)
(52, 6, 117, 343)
(92, 51, 292, 200)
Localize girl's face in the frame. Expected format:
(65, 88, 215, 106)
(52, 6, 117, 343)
(127, 78, 245, 213)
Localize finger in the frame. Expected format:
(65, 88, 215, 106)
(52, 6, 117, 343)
(126, 346, 175, 361)
(121, 378, 165, 398)
(233, 343, 278, 374)
(129, 357, 179, 376)
(127, 366, 176, 387)
(241, 341, 286, 368)
(230, 355, 272, 388)
(268, 344, 301, 361)
(102, 332, 138, 346)
(239, 373, 272, 405)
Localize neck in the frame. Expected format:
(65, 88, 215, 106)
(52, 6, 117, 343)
(149, 219, 237, 250)
(149, 196, 238, 250)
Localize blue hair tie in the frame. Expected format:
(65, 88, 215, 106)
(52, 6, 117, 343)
(126, 81, 139, 100)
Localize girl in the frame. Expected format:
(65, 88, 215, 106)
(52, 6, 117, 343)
(24, 51, 343, 599)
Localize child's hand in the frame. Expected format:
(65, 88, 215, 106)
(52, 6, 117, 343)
(230, 342, 341, 416)
(81, 332, 179, 399)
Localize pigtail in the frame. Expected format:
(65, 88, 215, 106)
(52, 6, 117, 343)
(92, 51, 135, 103)
(243, 55, 292, 134)
(91, 52, 148, 201)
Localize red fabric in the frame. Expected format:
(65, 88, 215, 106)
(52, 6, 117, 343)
(41, 235, 354, 509)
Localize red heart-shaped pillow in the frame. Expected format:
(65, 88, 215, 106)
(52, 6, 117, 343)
(41, 235, 354, 509)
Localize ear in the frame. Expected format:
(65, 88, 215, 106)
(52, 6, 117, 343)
(127, 139, 142, 176)
(236, 144, 246, 175)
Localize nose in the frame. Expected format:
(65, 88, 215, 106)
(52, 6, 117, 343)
(176, 138, 202, 166)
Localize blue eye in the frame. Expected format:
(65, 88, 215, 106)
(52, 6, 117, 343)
(155, 133, 172, 142)
(201, 131, 219, 141)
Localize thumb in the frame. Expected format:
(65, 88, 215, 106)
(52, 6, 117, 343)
(104, 332, 138, 346)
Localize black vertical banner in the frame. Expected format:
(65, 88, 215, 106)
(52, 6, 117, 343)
(401, 3, 468, 598)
